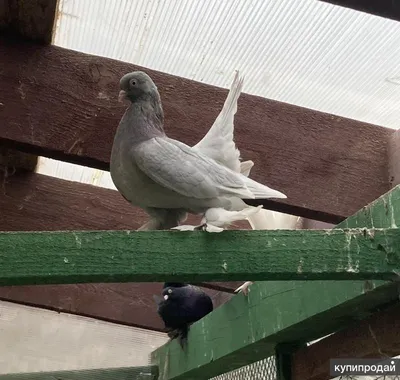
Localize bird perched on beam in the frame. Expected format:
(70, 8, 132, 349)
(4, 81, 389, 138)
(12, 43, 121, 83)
(110, 70, 286, 231)
(154, 283, 213, 348)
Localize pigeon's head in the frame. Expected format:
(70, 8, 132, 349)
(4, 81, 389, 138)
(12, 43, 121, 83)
(118, 71, 158, 103)
(161, 286, 184, 302)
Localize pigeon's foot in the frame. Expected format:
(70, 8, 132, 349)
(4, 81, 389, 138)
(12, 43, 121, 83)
(234, 281, 253, 296)
(167, 329, 180, 339)
(171, 223, 224, 233)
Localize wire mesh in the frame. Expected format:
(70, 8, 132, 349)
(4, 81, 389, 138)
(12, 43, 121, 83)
(210, 356, 276, 380)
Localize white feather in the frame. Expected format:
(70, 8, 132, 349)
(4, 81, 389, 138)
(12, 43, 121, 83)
(193, 71, 243, 172)
(202, 205, 263, 228)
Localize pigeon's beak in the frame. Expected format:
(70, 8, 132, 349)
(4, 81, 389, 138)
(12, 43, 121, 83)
(163, 295, 169, 300)
(118, 90, 127, 102)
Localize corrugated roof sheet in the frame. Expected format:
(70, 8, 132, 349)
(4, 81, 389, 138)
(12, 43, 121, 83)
(54, 0, 400, 130)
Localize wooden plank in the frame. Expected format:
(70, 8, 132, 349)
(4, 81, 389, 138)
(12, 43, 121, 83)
(0, 170, 148, 232)
(319, 0, 400, 22)
(150, 185, 400, 379)
(389, 129, 400, 187)
(0, 227, 400, 286)
(0, 366, 158, 380)
(292, 303, 400, 380)
(1, 0, 59, 43)
(0, 37, 392, 223)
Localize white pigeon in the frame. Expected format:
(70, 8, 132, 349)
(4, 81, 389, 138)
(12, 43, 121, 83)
(110, 70, 287, 231)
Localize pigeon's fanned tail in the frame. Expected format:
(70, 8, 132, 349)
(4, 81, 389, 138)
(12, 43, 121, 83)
(193, 71, 244, 172)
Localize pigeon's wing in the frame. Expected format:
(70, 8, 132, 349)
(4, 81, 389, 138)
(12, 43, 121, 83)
(193, 71, 244, 172)
(132, 137, 254, 200)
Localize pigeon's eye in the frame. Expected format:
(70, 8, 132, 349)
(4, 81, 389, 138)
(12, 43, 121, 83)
(130, 79, 137, 87)
(168, 289, 172, 294)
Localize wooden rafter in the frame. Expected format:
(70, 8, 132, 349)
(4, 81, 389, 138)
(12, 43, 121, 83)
(0, 36, 393, 223)
(0, 0, 58, 43)
(151, 185, 400, 379)
(0, 227, 399, 285)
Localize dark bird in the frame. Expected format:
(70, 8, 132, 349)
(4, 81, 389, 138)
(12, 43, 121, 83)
(154, 282, 213, 348)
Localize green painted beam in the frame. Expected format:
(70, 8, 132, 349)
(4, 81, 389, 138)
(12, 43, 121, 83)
(0, 228, 399, 285)
(151, 185, 400, 380)
(0, 366, 158, 380)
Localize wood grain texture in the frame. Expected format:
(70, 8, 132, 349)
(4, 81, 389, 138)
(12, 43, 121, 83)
(389, 129, 400, 187)
(151, 185, 400, 379)
(292, 303, 400, 380)
(151, 280, 399, 380)
(319, 0, 400, 22)
(0, 228, 400, 285)
(0, 37, 392, 223)
(0, 170, 148, 231)
(1, 0, 59, 43)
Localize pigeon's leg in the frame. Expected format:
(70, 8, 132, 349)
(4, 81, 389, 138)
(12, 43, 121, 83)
(138, 208, 188, 230)
(166, 329, 180, 339)
(234, 281, 253, 296)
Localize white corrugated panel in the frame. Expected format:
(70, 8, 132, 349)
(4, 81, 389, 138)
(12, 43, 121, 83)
(53, 0, 400, 130)
(0, 301, 167, 373)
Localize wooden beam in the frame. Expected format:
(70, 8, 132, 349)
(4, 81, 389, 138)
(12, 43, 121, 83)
(0, 227, 400, 286)
(389, 129, 400, 187)
(0, 37, 392, 223)
(0, 366, 158, 380)
(0, 170, 148, 232)
(0, 0, 59, 43)
(292, 303, 400, 380)
(319, 0, 400, 22)
(150, 184, 400, 379)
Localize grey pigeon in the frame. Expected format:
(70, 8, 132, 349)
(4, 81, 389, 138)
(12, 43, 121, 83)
(154, 282, 213, 348)
(110, 71, 286, 231)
